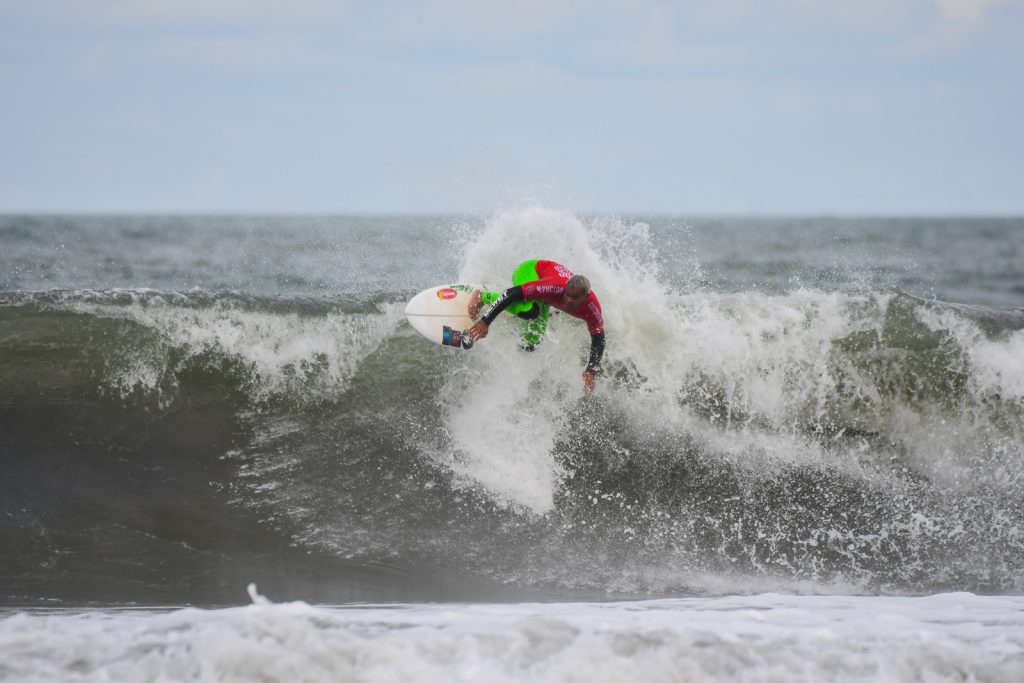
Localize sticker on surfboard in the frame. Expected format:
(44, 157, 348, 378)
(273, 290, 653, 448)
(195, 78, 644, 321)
(441, 325, 472, 348)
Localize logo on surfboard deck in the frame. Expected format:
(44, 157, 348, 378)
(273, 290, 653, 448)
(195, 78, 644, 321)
(437, 288, 459, 300)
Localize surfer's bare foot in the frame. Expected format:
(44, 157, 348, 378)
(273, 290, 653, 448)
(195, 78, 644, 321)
(468, 289, 483, 319)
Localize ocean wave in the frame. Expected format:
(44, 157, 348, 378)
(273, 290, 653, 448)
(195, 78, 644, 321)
(3, 282, 1021, 598)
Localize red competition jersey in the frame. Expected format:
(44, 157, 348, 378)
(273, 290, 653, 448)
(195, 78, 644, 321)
(521, 260, 605, 335)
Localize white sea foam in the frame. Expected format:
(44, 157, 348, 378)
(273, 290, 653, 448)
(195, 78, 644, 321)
(1, 592, 1021, 683)
(445, 209, 887, 509)
(909, 306, 1024, 488)
(441, 333, 571, 512)
(442, 208, 1023, 511)
(443, 208, 671, 510)
(917, 306, 1024, 403)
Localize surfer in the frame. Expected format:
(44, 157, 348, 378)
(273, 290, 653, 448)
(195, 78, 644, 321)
(467, 259, 605, 392)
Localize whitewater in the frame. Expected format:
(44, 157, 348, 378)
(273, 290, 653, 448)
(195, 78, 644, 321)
(1, 209, 1022, 680)
(3, 588, 1022, 682)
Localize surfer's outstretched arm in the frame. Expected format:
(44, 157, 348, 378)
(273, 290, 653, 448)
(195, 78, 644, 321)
(469, 286, 523, 341)
(468, 288, 503, 320)
(583, 331, 605, 393)
(588, 331, 605, 371)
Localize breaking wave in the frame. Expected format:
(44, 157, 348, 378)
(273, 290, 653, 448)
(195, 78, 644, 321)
(2, 209, 1023, 603)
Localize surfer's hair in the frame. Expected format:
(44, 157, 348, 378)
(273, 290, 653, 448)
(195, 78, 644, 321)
(566, 274, 591, 293)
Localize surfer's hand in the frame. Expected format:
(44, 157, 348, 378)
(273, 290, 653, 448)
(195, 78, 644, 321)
(470, 320, 489, 342)
(582, 369, 597, 393)
(468, 289, 483, 320)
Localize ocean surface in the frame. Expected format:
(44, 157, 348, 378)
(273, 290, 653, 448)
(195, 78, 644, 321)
(1, 209, 1022, 680)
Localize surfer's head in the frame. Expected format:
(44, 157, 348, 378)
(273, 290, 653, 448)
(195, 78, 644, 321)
(562, 274, 590, 311)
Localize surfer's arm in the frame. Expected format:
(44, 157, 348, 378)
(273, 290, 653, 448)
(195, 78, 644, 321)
(469, 288, 506, 320)
(479, 290, 502, 305)
(587, 331, 605, 373)
(480, 286, 524, 326)
(581, 331, 605, 394)
(469, 286, 524, 341)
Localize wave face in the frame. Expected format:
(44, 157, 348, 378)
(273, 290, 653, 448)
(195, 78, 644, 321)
(1, 210, 1023, 604)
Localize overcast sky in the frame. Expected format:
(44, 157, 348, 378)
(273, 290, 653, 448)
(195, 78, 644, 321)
(1, 1, 1022, 214)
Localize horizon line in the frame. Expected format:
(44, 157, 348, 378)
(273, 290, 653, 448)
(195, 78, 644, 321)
(2, 209, 1022, 220)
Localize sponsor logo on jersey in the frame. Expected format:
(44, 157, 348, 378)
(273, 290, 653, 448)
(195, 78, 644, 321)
(536, 285, 563, 294)
(554, 264, 573, 278)
(437, 288, 459, 300)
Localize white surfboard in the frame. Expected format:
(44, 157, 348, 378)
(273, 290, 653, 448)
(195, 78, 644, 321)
(405, 283, 482, 349)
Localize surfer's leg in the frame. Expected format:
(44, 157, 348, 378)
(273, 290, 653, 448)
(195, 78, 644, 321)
(479, 258, 537, 312)
(506, 259, 539, 317)
(508, 259, 548, 348)
(518, 303, 550, 351)
(511, 259, 541, 285)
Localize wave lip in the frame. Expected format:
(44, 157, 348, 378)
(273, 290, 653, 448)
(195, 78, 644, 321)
(0, 288, 404, 405)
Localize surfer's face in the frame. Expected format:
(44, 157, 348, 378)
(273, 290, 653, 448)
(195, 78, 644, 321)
(562, 286, 588, 311)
